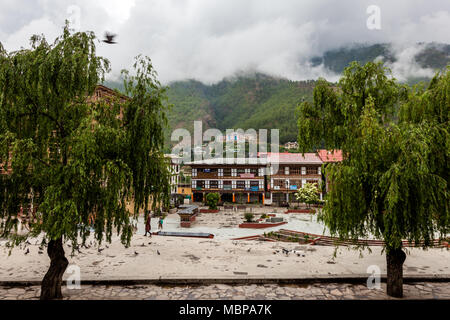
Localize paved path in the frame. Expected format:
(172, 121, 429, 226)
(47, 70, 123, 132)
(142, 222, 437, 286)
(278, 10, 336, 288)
(1, 282, 449, 300)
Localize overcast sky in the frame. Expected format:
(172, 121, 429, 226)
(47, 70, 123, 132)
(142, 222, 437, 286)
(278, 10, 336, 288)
(1, 0, 449, 83)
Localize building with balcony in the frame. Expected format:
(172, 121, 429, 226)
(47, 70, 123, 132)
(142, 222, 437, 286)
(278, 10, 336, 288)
(188, 158, 268, 204)
(259, 152, 323, 206)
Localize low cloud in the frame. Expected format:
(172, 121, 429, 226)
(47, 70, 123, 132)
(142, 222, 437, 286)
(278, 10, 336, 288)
(0, 0, 448, 84)
(384, 43, 436, 82)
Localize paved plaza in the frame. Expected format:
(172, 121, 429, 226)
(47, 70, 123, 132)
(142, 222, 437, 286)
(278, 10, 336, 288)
(0, 282, 449, 300)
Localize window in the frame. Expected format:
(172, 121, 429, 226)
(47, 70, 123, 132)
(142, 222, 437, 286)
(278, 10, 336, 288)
(274, 180, 285, 188)
(250, 168, 258, 176)
(236, 180, 245, 189)
(237, 168, 245, 175)
(223, 168, 232, 176)
(250, 180, 259, 187)
(223, 180, 232, 190)
(290, 180, 301, 189)
(290, 167, 301, 175)
(196, 180, 205, 188)
(306, 167, 318, 174)
(210, 180, 218, 189)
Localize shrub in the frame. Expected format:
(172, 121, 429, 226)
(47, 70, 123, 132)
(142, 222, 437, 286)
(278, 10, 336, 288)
(206, 192, 220, 210)
(295, 182, 320, 208)
(244, 212, 254, 222)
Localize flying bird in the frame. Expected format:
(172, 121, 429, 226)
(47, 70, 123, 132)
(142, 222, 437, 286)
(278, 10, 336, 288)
(134, 251, 139, 255)
(102, 32, 117, 44)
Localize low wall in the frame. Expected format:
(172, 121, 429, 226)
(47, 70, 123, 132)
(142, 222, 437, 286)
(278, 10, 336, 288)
(285, 209, 316, 214)
(239, 221, 287, 229)
(199, 209, 220, 213)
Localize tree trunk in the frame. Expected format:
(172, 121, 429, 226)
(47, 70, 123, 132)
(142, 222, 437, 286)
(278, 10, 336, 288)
(386, 247, 406, 298)
(40, 238, 69, 300)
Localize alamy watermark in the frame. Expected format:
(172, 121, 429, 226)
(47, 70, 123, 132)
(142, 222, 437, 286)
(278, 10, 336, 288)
(66, 264, 81, 289)
(366, 265, 381, 289)
(366, 5, 381, 30)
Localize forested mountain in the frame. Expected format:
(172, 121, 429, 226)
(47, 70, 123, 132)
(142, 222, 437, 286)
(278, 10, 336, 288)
(311, 42, 450, 74)
(167, 74, 316, 144)
(104, 42, 449, 150)
(106, 74, 317, 148)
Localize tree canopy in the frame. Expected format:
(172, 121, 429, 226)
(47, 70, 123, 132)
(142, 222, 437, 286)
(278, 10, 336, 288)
(0, 25, 171, 299)
(297, 61, 449, 297)
(298, 61, 448, 248)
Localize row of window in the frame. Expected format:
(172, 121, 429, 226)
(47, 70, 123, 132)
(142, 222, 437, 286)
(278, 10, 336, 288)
(192, 179, 264, 190)
(192, 166, 320, 177)
(272, 179, 319, 189)
(192, 167, 265, 177)
(275, 166, 320, 175)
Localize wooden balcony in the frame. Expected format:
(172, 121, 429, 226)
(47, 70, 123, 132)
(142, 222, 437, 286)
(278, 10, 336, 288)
(271, 173, 321, 178)
(193, 173, 264, 179)
(193, 187, 264, 193)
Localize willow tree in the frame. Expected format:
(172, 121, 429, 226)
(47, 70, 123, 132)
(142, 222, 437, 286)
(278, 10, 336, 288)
(0, 26, 171, 300)
(298, 61, 449, 297)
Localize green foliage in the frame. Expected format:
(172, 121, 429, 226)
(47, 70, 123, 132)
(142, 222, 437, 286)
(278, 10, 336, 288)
(297, 61, 449, 252)
(205, 192, 220, 210)
(244, 212, 254, 222)
(0, 26, 171, 249)
(162, 74, 316, 148)
(295, 183, 319, 208)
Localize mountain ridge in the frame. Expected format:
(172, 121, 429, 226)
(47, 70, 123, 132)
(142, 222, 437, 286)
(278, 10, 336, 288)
(103, 42, 449, 149)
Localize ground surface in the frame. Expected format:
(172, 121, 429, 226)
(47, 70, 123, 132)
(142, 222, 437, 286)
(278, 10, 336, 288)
(1, 232, 449, 281)
(0, 282, 449, 300)
(1, 207, 448, 300)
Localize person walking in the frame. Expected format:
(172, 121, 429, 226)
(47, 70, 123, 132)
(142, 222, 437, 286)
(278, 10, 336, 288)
(144, 213, 152, 237)
(158, 216, 164, 231)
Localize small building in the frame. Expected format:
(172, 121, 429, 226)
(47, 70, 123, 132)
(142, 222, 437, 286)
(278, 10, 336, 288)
(177, 183, 193, 204)
(177, 204, 199, 227)
(283, 141, 299, 150)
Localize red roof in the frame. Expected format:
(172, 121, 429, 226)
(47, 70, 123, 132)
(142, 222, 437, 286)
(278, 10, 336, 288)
(317, 149, 343, 162)
(258, 152, 322, 164)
